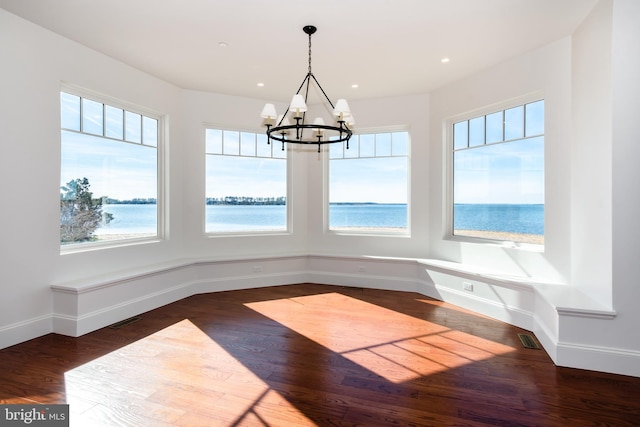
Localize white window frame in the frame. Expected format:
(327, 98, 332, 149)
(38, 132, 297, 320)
(60, 84, 165, 253)
(445, 93, 544, 248)
(325, 126, 411, 236)
(204, 125, 291, 236)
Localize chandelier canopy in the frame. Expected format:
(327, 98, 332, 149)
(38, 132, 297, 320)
(260, 25, 354, 152)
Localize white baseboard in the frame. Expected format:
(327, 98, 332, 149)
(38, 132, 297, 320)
(556, 341, 640, 377)
(1, 254, 637, 378)
(51, 263, 312, 338)
(0, 314, 52, 350)
(54, 281, 195, 337)
(189, 271, 310, 295)
(432, 284, 535, 331)
(306, 270, 418, 293)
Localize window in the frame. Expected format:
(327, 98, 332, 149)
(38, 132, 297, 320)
(452, 99, 544, 244)
(205, 128, 287, 233)
(329, 131, 409, 233)
(60, 90, 161, 247)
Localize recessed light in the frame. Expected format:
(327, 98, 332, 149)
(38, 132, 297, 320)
(351, 84, 359, 89)
(218, 41, 228, 48)
(257, 82, 264, 87)
(441, 57, 450, 63)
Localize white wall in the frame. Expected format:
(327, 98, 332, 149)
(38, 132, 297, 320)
(179, 89, 431, 262)
(1, 1, 639, 377)
(546, 0, 640, 372)
(609, 0, 640, 356)
(306, 94, 431, 259)
(571, 0, 613, 307)
(178, 90, 308, 260)
(0, 8, 183, 343)
(427, 38, 573, 284)
(423, 1, 640, 374)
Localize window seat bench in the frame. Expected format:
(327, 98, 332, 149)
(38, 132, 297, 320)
(417, 258, 616, 320)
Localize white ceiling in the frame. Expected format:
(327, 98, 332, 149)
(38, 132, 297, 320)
(1, 0, 597, 102)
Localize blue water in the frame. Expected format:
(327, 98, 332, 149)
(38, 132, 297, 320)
(96, 204, 157, 234)
(330, 204, 407, 228)
(206, 205, 286, 232)
(96, 203, 543, 235)
(454, 204, 544, 235)
(205, 204, 408, 231)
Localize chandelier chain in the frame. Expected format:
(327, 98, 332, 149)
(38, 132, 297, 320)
(308, 32, 312, 74)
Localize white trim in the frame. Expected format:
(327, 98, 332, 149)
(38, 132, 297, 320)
(326, 129, 411, 234)
(556, 307, 617, 319)
(556, 341, 640, 377)
(59, 84, 166, 252)
(61, 82, 165, 119)
(1, 254, 635, 378)
(203, 124, 290, 235)
(0, 314, 52, 350)
(436, 284, 535, 329)
(446, 91, 546, 125)
(443, 92, 546, 248)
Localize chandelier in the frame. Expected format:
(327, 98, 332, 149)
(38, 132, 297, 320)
(260, 25, 354, 153)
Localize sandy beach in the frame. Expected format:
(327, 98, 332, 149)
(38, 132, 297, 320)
(455, 229, 544, 245)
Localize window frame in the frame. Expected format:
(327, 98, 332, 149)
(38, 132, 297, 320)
(325, 126, 411, 236)
(445, 93, 545, 249)
(204, 124, 291, 236)
(59, 84, 165, 253)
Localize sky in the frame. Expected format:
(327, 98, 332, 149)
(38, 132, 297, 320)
(206, 155, 286, 200)
(61, 93, 544, 205)
(61, 131, 157, 200)
(61, 92, 158, 201)
(454, 137, 544, 204)
(330, 157, 407, 204)
(453, 100, 544, 204)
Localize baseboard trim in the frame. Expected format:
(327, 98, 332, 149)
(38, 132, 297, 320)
(55, 280, 195, 337)
(0, 254, 634, 378)
(52, 269, 311, 337)
(306, 270, 418, 293)
(0, 314, 52, 350)
(433, 284, 535, 331)
(556, 341, 640, 377)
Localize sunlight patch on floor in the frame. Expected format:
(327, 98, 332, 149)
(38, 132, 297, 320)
(246, 292, 515, 383)
(246, 292, 449, 353)
(64, 319, 313, 427)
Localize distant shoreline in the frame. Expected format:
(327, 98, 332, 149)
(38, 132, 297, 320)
(104, 202, 543, 206)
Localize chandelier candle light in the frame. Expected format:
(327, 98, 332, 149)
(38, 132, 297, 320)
(260, 25, 354, 153)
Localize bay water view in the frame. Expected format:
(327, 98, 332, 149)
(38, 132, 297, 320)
(95, 203, 543, 239)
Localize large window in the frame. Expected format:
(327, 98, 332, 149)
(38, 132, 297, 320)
(452, 99, 544, 245)
(60, 90, 160, 247)
(205, 128, 287, 233)
(329, 131, 409, 233)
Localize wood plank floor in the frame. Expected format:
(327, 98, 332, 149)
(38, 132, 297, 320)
(1, 283, 639, 426)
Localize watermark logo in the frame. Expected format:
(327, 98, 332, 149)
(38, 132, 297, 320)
(1, 405, 68, 426)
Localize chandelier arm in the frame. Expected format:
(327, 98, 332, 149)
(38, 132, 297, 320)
(309, 73, 336, 110)
(277, 73, 313, 127)
(298, 70, 314, 139)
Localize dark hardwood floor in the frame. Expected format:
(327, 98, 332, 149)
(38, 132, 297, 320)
(1, 283, 639, 426)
